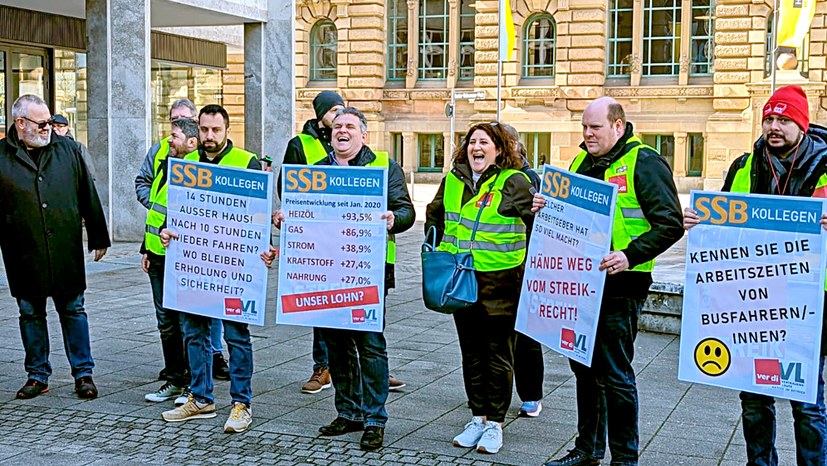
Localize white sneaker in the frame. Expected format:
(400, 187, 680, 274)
(144, 382, 184, 402)
(161, 397, 216, 422)
(174, 387, 192, 406)
(476, 421, 503, 454)
(452, 416, 486, 448)
(224, 402, 252, 433)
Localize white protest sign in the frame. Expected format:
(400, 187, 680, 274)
(277, 164, 388, 332)
(163, 158, 273, 326)
(516, 165, 617, 366)
(679, 191, 827, 403)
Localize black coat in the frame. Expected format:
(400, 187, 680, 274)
(0, 127, 110, 298)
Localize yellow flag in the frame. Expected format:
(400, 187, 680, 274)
(499, 0, 516, 61)
(777, 0, 816, 49)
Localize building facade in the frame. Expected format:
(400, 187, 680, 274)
(0, 0, 294, 240)
(294, 0, 827, 190)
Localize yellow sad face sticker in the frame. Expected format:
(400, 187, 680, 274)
(694, 338, 731, 377)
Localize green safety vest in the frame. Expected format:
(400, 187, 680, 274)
(730, 152, 827, 195)
(362, 151, 396, 264)
(437, 169, 528, 272)
(299, 133, 390, 165)
(729, 152, 827, 290)
(298, 134, 329, 165)
(570, 136, 655, 272)
(144, 137, 173, 255)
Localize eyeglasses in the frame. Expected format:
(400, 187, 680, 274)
(19, 116, 53, 130)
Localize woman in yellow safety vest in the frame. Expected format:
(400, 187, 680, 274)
(425, 122, 536, 455)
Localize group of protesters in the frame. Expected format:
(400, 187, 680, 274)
(0, 84, 825, 465)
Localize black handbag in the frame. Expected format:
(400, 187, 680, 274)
(421, 178, 497, 314)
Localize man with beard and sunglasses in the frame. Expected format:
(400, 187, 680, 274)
(0, 94, 110, 400)
(684, 85, 827, 466)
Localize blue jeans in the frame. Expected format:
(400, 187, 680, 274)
(312, 327, 329, 371)
(321, 327, 389, 427)
(17, 293, 94, 383)
(570, 296, 643, 466)
(210, 318, 224, 353)
(740, 356, 827, 466)
(147, 257, 188, 387)
(182, 314, 253, 405)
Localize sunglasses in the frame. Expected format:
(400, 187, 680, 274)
(19, 116, 54, 130)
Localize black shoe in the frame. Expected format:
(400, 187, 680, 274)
(16, 379, 49, 399)
(74, 376, 98, 399)
(360, 426, 384, 451)
(213, 353, 230, 380)
(544, 450, 600, 466)
(158, 368, 168, 381)
(319, 417, 364, 436)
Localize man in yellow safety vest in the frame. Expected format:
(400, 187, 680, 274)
(536, 97, 684, 466)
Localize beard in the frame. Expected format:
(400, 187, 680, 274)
(202, 138, 226, 154)
(21, 126, 50, 148)
(765, 132, 800, 157)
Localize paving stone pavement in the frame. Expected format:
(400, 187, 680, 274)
(0, 225, 805, 465)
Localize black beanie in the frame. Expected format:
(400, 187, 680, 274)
(313, 91, 345, 121)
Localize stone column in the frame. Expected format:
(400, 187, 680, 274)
(442, 132, 452, 172)
(630, 0, 643, 87)
(563, 0, 607, 112)
(673, 132, 687, 177)
(402, 131, 417, 173)
(245, 0, 295, 189)
(446, 0, 459, 89)
(406, 0, 420, 89)
(86, 0, 151, 241)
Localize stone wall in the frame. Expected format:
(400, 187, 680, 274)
(290, 0, 827, 184)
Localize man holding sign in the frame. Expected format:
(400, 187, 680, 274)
(159, 104, 275, 434)
(537, 98, 683, 466)
(684, 85, 827, 466)
(313, 107, 414, 451)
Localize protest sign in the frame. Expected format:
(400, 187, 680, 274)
(515, 165, 617, 366)
(277, 164, 388, 332)
(679, 191, 827, 403)
(163, 158, 273, 326)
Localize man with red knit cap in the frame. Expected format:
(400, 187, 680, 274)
(685, 85, 827, 465)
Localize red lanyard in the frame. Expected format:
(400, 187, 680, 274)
(765, 141, 801, 195)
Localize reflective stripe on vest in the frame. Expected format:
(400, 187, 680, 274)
(144, 137, 172, 255)
(298, 134, 329, 165)
(437, 169, 528, 272)
(570, 136, 655, 272)
(364, 151, 396, 265)
(730, 152, 827, 290)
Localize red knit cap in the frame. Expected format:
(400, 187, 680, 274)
(763, 85, 810, 132)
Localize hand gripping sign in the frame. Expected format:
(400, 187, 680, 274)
(679, 191, 827, 403)
(163, 158, 273, 326)
(277, 164, 388, 332)
(516, 165, 617, 367)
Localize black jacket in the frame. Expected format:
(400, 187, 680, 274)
(573, 122, 684, 299)
(722, 123, 827, 196)
(278, 119, 332, 196)
(722, 124, 827, 354)
(316, 146, 415, 289)
(0, 127, 111, 298)
(425, 162, 535, 315)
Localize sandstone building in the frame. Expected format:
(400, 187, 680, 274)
(294, 0, 827, 190)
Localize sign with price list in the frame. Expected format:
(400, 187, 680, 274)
(277, 164, 388, 332)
